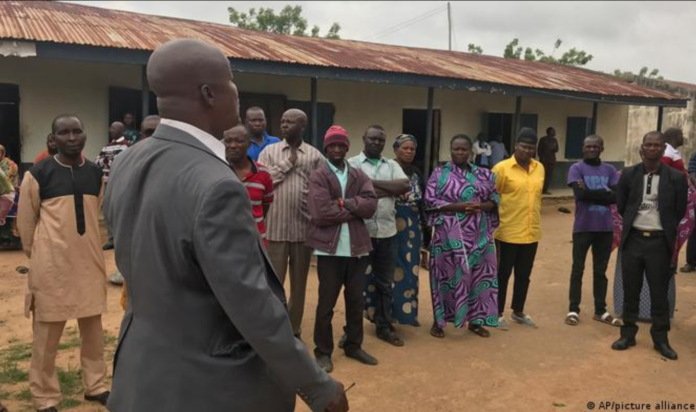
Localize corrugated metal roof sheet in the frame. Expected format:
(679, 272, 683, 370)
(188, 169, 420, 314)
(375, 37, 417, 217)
(0, 1, 684, 101)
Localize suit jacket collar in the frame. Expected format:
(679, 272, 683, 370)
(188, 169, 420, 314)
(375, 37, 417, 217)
(151, 123, 229, 167)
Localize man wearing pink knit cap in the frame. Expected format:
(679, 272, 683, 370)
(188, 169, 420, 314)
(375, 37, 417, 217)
(307, 126, 380, 372)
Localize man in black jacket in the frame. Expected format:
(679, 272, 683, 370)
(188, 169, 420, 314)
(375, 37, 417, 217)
(611, 131, 688, 360)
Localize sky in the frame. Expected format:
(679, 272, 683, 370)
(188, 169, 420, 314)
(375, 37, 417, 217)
(67, 1, 696, 84)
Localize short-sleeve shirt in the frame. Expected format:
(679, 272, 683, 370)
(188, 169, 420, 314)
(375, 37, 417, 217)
(491, 156, 544, 244)
(567, 161, 619, 233)
(348, 152, 408, 239)
(239, 159, 274, 246)
(661, 143, 685, 172)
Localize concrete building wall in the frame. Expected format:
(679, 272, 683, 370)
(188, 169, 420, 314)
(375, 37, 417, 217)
(626, 78, 696, 167)
(236, 73, 629, 163)
(2, 59, 631, 182)
(0, 56, 141, 162)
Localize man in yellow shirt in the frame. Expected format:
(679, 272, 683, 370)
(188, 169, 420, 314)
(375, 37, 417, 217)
(491, 128, 545, 330)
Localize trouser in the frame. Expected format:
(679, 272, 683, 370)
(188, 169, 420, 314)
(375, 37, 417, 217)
(30, 315, 108, 410)
(686, 228, 696, 266)
(621, 231, 671, 344)
(314, 256, 369, 356)
(267, 241, 313, 335)
(542, 162, 555, 192)
(568, 232, 613, 315)
(369, 236, 398, 333)
(496, 241, 538, 315)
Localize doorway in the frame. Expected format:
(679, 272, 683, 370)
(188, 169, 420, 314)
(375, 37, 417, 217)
(402, 109, 441, 174)
(483, 112, 538, 153)
(0, 83, 21, 165)
(108, 86, 158, 142)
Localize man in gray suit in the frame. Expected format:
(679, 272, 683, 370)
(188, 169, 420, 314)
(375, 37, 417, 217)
(104, 39, 348, 412)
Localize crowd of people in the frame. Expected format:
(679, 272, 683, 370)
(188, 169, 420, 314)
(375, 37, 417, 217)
(2, 38, 693, 412)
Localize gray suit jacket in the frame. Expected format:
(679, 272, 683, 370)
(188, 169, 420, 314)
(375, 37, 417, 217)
(104, 123, 337, 412)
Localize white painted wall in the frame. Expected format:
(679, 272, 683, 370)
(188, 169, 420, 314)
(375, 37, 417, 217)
(0, 56, 141, 162)
(0, 60, 629, 165)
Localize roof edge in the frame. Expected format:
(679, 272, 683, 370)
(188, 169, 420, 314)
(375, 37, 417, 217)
(30, 41, 688, 108)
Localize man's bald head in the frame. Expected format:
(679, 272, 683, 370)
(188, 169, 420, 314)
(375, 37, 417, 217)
(283, 109, 307, 125)
(109, 121, 125, 140)
(147, 39, 240, 139)
(280, 109, 308, 143)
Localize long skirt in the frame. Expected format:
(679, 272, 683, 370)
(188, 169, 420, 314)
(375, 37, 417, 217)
(390, 204, 421, 325)
(612, 250, 676, 321)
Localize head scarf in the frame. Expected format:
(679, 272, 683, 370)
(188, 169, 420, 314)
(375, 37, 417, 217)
(393, 134, 417, 150)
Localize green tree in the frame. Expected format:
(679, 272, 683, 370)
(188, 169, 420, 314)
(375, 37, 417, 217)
(503, 38, 523, 59)
(503, 38, 593, 67)
(613, 67, 664, 80)
(467, 43, 483, 54)
(228, 5, 341, 39)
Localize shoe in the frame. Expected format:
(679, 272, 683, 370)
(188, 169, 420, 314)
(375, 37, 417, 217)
(37, 408, 58, 412)
(654, 343, 678, 360)
(84, 391, 110, 406)
(337, 333, 346, 349)
(497, 317, 509, 331)
(376, 330, 404, 347)
(109, 271, 124, 285)
(102, 240, 115, 251)
(611, 337, 636, 350)
(345, 348, 378, 366)
(315, 354, 333, 373)
(680, 263, 696, 273)
(511, 313, 538, 328)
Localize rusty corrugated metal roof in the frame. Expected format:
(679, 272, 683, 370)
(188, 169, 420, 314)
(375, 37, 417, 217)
(0, 1, 684, 101)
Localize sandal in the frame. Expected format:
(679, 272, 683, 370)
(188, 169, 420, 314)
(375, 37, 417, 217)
(593, 312, 622, 327)
(430, 323, 445, 338)
(377, 331, 405, 346)
(468, 325, 490, 338)
(565, 312, 580, 326)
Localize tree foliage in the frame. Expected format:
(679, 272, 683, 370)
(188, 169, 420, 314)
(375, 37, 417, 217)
(228, 5, 341, 39)
(467, 43, 483, 54)
(503, 38, 593, 67)
(613, 67, 664, 80)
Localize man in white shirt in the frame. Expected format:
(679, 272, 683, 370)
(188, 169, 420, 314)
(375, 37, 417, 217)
(347, 125, 409, 346)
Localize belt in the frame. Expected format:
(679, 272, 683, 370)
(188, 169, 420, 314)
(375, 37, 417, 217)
(631, 229, 665, 238)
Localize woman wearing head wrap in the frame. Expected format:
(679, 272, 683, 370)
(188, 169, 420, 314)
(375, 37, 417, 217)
(425, 134, 500, 338)
(388, 134, 424, 326)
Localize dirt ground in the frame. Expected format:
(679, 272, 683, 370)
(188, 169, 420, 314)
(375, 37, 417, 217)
(2, 201, 696, 412)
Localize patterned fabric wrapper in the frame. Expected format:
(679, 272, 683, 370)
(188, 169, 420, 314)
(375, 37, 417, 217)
(425, 162, 500, 328)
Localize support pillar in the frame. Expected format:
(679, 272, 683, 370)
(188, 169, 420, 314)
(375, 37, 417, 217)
(311, 77, 318, 148)
(657, 105, 664, 131)
(424, 87, 435, 179)
(141, 65, 150, 120)
(591, 102, 598, 134)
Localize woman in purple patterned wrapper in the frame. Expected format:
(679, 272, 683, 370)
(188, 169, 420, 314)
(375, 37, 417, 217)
(425, 134, 500, 338)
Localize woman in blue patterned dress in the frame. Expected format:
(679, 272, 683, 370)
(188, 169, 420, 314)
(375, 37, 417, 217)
(425, 135, 500, 338)
(391, 134, 424, 326)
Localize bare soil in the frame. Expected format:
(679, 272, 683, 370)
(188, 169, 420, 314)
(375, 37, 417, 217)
(1, 201, 696, 412)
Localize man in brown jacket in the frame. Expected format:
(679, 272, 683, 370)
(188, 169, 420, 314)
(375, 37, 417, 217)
(17, 115, 109, 412)
(307, 126, 379, 373)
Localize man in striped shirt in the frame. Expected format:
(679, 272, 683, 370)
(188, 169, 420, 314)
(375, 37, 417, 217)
(224, 125, 274, 246)
(259, 109, 325, 337)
